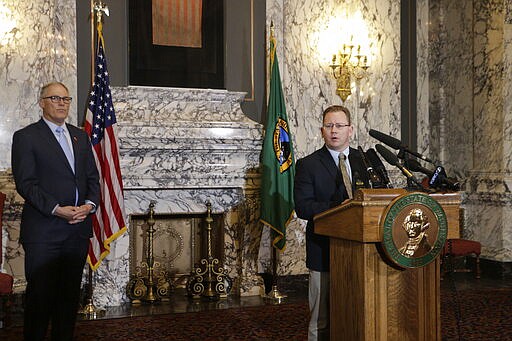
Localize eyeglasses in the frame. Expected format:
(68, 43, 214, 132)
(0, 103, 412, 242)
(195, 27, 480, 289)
(323, 123, 350, 129)
(41, 95, 73, 104)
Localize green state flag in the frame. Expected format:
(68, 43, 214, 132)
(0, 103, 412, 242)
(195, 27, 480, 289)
(259, 33, 295, 251)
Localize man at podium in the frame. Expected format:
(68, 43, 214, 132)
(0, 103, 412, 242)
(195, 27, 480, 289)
(294, 105, 370, 341)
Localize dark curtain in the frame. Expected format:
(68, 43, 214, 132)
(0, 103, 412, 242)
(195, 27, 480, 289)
(129, 0, 224, 88)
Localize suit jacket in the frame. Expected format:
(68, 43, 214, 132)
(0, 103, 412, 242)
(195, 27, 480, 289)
(294, 145, 369, 271)
(11, 119, 100, 243)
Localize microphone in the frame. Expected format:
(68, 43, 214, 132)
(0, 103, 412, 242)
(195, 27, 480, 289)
(357, 146, 384, 188)
(369, 129, 435, 164)
(430, 166, 446, 188)
(365, 147, 391, 187)
(405, 159, 460, 191)
(375, 144, 424, 189)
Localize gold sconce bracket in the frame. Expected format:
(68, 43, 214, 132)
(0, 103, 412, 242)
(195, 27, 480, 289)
(329, 44, 369, 102)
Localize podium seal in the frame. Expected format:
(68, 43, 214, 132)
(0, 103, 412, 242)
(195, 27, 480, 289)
(380, 192, 448, 268)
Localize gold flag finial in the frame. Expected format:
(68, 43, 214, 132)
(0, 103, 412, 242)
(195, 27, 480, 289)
(269, 21, 276, 67)
(93, 1, 109, 37)
(93, 1, 109, 25)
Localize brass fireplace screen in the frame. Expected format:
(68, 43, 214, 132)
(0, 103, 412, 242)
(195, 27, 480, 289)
(128, 212, 224, 291)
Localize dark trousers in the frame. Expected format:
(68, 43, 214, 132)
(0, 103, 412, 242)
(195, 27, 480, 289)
(23, 237, 88, 341)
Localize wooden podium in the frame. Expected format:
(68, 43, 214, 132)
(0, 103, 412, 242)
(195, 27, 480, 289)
(314, 189, 461, 341)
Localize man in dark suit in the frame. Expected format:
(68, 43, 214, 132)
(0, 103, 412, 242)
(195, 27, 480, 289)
(11, 82, 100, 341)
(294, 105, 369, 341)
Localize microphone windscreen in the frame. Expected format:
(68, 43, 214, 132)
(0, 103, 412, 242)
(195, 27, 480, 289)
(404, 158, 423, 172)
(366, 147, 391, 187)
(369, 129, 403, 150)
(375, 144, 399, 166)
(366, 148, 383, 167)
(357, 146, 371, 168)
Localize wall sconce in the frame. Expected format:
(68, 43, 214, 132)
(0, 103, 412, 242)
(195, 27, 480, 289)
(330, 43, 369, 102)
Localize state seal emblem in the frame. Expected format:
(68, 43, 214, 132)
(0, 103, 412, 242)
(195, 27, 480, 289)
(273, 117, 293, 173)
(380, 192, 448, 268)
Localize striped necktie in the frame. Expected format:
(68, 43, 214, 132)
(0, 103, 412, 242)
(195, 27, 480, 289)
(339, 153, 353, 199)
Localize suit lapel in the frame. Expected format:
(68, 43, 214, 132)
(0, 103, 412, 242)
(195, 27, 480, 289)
(317, 145, 339, 181)
(348, 148, 359, 177)
(36, 119, 75, 174)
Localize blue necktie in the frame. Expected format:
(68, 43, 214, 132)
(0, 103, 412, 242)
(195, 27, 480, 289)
(56, 126, 74, 172)
(56, 126, 78, 205)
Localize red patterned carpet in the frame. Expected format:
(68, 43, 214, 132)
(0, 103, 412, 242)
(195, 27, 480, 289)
(0, 303, 310, 341)
(73, 303, 310, 341)
(1, 287, 511, 340)
(441, 287, 512, 341)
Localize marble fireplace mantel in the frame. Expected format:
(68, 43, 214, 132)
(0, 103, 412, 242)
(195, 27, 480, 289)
(113, 86, 263, 190)
(98, 86, 266, 306)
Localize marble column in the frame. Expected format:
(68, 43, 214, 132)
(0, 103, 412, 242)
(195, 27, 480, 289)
(424, 0, 512, 270)
(465, 1, 512, 269)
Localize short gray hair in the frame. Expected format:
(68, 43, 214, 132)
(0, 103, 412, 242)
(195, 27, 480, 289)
(39, 82, 69, 98)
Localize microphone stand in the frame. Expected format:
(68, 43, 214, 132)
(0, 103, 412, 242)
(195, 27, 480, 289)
(406, 176, 425, 191)
(405, 168, 433, 193)
(78, 264, 105, 319)
(399, 150, 430, 192)
(397, 146, 406, 160)
(401, 153, 417, 190)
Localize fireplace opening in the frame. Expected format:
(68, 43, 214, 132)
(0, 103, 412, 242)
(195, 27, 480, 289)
(129, 212, 225, 291)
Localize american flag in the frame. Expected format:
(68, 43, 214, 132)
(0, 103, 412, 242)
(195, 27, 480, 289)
(84, 32, 127, 270)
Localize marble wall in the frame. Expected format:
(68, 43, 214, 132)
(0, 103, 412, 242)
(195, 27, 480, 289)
(423, 0, 473, 178)
(419, 0, 512, 265)
(269, 0, 401, 160)
(0, 0, 79, 168)
(0, 0, 268, 306)
(464, 0, 512, 264)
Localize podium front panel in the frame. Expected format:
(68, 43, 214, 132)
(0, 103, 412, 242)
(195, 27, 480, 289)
(330, 239, 441, 341)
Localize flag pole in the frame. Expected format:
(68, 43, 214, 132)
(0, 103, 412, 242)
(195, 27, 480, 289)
(262, 22, 289, 304)
(79, 265, 105, 318)
(78, 0, 110, 318)
(265, 245, 287, 303)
